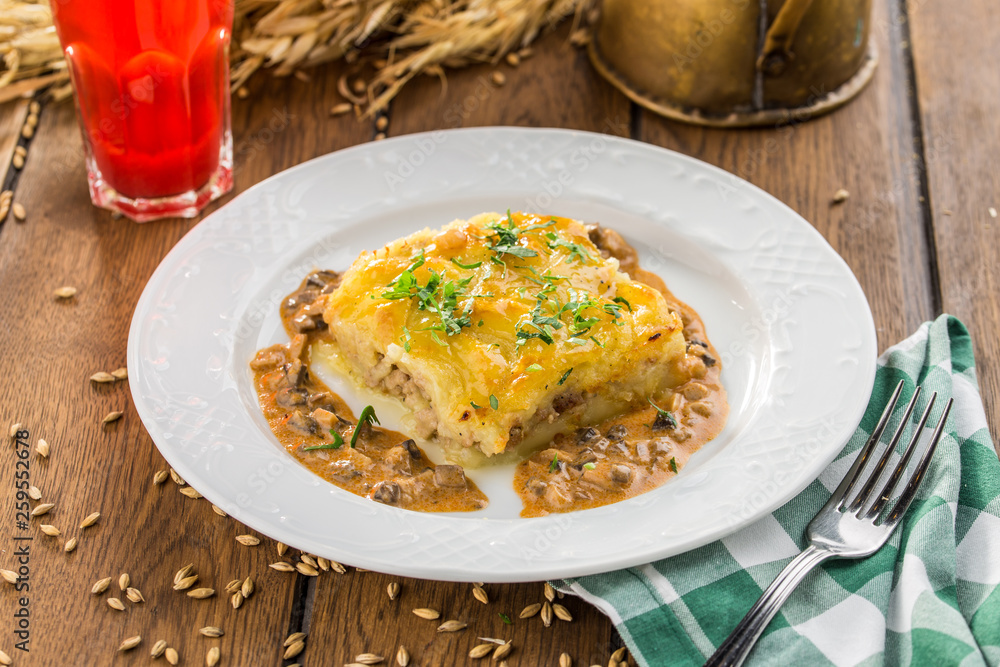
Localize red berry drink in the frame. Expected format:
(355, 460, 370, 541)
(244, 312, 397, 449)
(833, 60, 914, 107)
(51, 0, 234, 221)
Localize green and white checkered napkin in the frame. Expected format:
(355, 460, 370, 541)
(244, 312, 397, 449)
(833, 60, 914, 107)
(555, 315, 1000, 666)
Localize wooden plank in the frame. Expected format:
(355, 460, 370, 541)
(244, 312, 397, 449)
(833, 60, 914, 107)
(298, 571, 625, 666)
(0, 99, 29, 192)
(637, 0, 936, 352)
(0, 63, 371, 664)
(390, 24, 629, 135)
(908, 0, 1000, 445)
(305, 24, 634, 666)
(227, 68, 374, 194)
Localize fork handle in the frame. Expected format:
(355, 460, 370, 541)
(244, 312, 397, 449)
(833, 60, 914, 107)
(704, 545, 833, 667)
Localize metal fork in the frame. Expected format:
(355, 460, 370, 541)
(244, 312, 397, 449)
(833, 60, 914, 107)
(705, 381, 952, 667)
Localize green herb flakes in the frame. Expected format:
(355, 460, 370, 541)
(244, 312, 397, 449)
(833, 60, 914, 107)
(450, 257, 482, 270)
(486, 212, 539, 259)
(648, 397, 678, 430)
(544, 231, 592, 264)
(350, 405, 380, 448)
(303, 430, 344, 451)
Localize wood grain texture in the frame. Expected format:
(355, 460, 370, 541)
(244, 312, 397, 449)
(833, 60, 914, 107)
(2, 0, 996, 662)
(907, 0, 1000, 445)
(638, 0, 936, 352)
(390, 23, 630, 136)
(0, 100, 29, 194)
(305, 572, 626, 666)
(0, 61, 371, 664)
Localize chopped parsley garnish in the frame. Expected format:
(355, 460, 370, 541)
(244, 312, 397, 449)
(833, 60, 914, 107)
(382, 266, 474, 340)
(545, 231, 592, 264)
(518, 271, 545, 286)
(590, 335, 605, 348)
(499, 612, 513, 625)
(515, 299, 565, 346)
(648, 397, 678, 430)
(583, 462, 596, 470)
(613, 296, 632, 311)
(514, 279, 626, 349)
(450, 257, 482, 270)
(350, 405, 380, 448)
(399, 325, 412, 352)
(521, 217, 557, 232)
(558, 288, 604, 337)
(517, 330, 552, 345)
(668, 457, 679, 473)
(549, 454, 560, 472)
(557, 368, 573, 385)
(470, 401, 482, 409)
(303, 430, 344, 451)
(489, 394, 499, 410)
(485, 211, 539, 259)
(526, 363, 543, 372)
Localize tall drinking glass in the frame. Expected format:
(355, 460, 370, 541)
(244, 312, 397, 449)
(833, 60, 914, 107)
(50, 0, 234, 222)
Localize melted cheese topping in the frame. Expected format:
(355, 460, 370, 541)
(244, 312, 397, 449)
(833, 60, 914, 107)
(321, 212, 688, 462)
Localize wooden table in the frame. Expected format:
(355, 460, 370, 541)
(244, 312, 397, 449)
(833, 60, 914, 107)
(1, 4, 997, 665)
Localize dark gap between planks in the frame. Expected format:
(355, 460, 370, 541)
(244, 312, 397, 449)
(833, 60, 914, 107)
(895, 0, 943, 315)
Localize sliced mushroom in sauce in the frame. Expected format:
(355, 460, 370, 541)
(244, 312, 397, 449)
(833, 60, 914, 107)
(652, 411, 677, 431)
(605, 424, 628, 442)
(611, 464, 634, 485)
(371, 480, 401, 505)
(286, 411, 319, 436)
(433, 465, 467, 489)
(576, 427, 600, 445)
(275, 387, 308, 409)
(253, 270, 488, 514)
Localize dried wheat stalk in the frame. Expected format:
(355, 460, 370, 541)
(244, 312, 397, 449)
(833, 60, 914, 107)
(1, 0, 592, 112)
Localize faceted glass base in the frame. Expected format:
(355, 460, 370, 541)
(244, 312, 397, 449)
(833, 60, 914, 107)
(85, 134, 234, 223)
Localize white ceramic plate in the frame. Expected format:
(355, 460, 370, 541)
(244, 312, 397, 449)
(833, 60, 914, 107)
(128, 128, 876, 582)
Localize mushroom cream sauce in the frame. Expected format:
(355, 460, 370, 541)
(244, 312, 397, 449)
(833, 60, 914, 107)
(251, 226, 727, 516)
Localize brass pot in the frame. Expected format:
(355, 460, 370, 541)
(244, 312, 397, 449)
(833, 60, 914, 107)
(589, 0, 877, 127)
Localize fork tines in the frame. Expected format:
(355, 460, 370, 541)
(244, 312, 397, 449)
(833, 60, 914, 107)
(833, 380, 953, 526)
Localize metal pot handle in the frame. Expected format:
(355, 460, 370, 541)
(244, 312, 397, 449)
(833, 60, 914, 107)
(757, 0, 815, 76)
